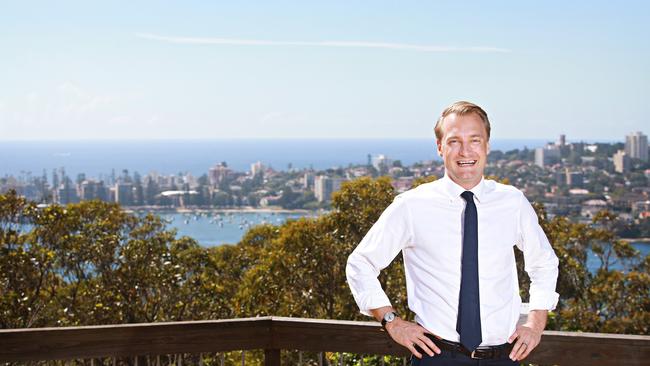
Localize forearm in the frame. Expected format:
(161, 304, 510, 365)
(346, 252, 396, 317)
(370, 306, 395, 322)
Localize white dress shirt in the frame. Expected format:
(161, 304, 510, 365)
(346, 174, 559, 346)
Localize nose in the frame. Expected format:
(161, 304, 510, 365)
(459, 141, 471, 156)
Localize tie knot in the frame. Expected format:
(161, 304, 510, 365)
(461, 191, 474, 202)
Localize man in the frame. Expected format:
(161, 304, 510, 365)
(346, 101, 559, 365)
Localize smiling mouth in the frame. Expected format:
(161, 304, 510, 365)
(457, 160, 477, 167)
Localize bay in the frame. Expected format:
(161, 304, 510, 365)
(165, 210, 649, 273)
(158, 210, 320, 246)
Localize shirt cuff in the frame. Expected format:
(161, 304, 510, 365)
(528, 288, 560, 311)
(356, 291, 393, 317)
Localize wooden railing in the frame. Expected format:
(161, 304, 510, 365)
(1, 317, 649, 365)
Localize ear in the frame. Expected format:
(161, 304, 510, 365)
(436, 139, 443, 157)
(486, 141, 490, 155)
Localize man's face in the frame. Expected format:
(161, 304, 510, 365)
(436, 112, 490, 190)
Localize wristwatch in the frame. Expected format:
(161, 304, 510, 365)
(381, 311, 399, 331)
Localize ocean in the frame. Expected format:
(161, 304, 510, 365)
(0, 138, 549, 177)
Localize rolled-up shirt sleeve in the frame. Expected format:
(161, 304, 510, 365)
(346, 194, 413, 316)
(516, 193, 560, 311)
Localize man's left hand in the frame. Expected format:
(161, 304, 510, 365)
(507, 323, 542, 361)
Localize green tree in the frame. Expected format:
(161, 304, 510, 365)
(0, 190, 60, 328)
(530, 204, 648, 334)
(2, 176, 648, 339)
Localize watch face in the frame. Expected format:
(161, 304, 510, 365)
(385, 312, 395, 322)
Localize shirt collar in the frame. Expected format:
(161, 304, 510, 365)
(441, 173, 486, 203)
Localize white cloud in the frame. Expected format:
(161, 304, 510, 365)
(26, 92, 39, 103)
(136, 33, 511, 53)
(108, 115, 133, 126)
(57, 82, 84, 98)
(0, 82, 141, 139)
(57, 82, 114, 116)
(145, 114, 162, 127)
(259, 112, 286, 126)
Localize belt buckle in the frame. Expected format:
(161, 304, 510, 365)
(470, 350, 479, 359)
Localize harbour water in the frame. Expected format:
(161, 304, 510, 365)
(164, 210, 649, 273)
(156, 210, 321, 246)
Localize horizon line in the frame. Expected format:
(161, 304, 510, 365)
(0, 137, 622, 143)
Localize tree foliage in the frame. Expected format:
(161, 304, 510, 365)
(536, 207, 649, 334)
(1, 178, 648, 338)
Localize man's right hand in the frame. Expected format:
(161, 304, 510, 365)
(385, 318, 441, 359)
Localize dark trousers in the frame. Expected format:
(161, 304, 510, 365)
(411, 350, 520, 366)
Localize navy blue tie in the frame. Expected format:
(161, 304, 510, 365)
(458, 191, 482, 351)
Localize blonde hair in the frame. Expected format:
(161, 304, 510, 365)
(434, 101, 491, 141)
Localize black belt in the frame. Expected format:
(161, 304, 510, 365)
(422, 334, 513, 360)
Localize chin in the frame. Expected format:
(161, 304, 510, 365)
(455, 174, 481, 184)
(456, 172, 479, 180)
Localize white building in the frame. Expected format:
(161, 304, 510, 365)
(534, 145, 561, 168)
(208, 163, 232, 186)
(613, 150, 631, 173)
(371, 154, 393, 171)
(115, 182, 133, 206)
(251, 161, 265, 176)
(314, 176, 346, 202)
(625, 131, 648, 161)
(303, 172, 315, 189)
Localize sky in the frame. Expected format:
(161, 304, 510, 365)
(0, 1, 648, 140)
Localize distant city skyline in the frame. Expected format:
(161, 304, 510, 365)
(0, 138, 548, 178)
(1, 1, 648, 140)
(0, 136, 633, 179)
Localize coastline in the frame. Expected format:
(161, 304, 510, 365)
(621, 237, 650, 243)
(123, 206, 326, 215)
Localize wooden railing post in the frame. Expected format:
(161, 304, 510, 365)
(264, 349, 280, 366)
